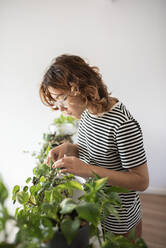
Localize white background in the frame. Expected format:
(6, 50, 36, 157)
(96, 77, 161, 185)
(0, 0, 166, 213)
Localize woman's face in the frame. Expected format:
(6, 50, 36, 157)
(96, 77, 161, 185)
(48, 87, 86, 119)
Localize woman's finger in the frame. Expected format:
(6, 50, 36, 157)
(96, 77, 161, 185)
(62, 156, 73, 163)
(52, 159, 64, 169)
(60, 169, 68, 174)
(44, 156, 50, 166)
(50, 149, 58, 162)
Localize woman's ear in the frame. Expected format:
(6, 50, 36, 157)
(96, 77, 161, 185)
(86, 86, 100, 101)
(69, 82, 80, 96)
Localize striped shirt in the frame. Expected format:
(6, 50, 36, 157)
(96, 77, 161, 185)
(77, 101, 147, 234)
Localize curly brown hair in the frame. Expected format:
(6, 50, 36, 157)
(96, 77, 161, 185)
(39, 54, 111, 114)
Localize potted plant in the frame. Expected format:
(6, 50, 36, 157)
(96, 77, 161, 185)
(11, 114, 147, 248)
(13, 164, 130, 248)
(0, 177, 18, 248)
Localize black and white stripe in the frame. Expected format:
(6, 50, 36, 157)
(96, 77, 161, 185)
(78, 101, 147, 234)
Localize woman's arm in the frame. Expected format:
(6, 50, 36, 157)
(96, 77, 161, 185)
(53, 157, 149, 192)
(45, 143, 78, 165)
(87, 162, 149, 191)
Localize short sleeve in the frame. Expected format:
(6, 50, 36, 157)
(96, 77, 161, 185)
(116, 119, 147, 169)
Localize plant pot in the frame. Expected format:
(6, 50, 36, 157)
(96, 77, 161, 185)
(0, 243, 17, 248)
(47, 223, 90, 248)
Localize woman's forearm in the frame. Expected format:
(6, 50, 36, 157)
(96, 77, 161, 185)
(64, 143, 149, 191)
(86, 163, 149, 192)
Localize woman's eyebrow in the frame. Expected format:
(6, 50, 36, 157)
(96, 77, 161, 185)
(50, 93, 63, 99)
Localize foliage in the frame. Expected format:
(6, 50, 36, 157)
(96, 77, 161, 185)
(1, 114, 148, 247)
(0, 178, 17, 247)
(13, 156, 127, 246)
(101, 231, 148, 248)
(53, 115, 76, 125)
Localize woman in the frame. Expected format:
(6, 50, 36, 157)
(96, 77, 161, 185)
(39, 54, 149, 239)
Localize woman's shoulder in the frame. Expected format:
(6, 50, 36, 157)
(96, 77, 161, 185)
(82, 99, 136, 126)
(105, 100, 135, 124)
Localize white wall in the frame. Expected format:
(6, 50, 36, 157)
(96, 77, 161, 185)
(0, 0, 166, 211)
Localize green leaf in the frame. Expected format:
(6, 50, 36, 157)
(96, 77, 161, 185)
(36, 183, 41, 192)
(60, 198, 77, 214)
(67, 180, 83, 191)
(135, 237, 148, 248)
(12, 185, 20, 201)
(66, 115, 76, 124)
(23, 186, 28, 192)
(61, 217, 80, 245)
(76, 202, 100, 226)
(33, 167, 37, 175)
(56, 184, 68, 190)
(103, 202, 120, 222)
(15, 207, 20, 217)
(94, 178, 108, 191)
(0, 180, 8, 204)
(49, 158, 54, 168)
(40, 217, 54, 240)
(30, 185, 36, 195)
(44, 190, 52, 202)
(0, 242, 17, 248)
(128, 227, 136, 241)
(26, 177, 31, 183)
(53, 114, 76, 125)
(41, 203, 58, 220)
(40, 176, 45, 182)
(16, 191, 29, 204)
(0, 217, 5, 231)
(0, 206, 10, 224)
(45, 145, 50, 156)
(102, 232, 135, 248)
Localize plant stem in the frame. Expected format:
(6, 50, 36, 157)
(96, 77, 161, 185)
(28, 199, 37, 206)
(96, 228, 102, 248)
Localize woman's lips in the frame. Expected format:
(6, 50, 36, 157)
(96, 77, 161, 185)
(63, 111, 72, 116)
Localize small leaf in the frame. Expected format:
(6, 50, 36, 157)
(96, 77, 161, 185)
(36, 183, 41, 191)
(61, 217, 80, 245)
(30, 185, 36, 195)
(26, 177, 31, 184)
(67, 180, 83, 191)
(0, 181, 8, 204)
(45, 145, 50, 156)
(60, 198, 77, 214)
(135, 237, 148, 247)
(33, 167, 37, 175)
(40, 217, 54, 240)
(94, 178, 108, 191)
(56, 184, 68, 190)
(16, 191, 29, 204)
(12, 185, 20, 201)
(103, 202, 120, 222)
(40, 176, 45, 182)
(44, 190, 52, 202)
(15, 207, 20, 217)
(128, 227, 136, 241)
(76, 202, 100, 226)
(23, 186, 28, 192)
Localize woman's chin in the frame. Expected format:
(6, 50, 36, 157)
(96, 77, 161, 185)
(63, 111, 80, 119)
(63, 111, 73, 117)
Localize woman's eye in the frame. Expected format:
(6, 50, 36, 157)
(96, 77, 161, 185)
(63, 95, 68, 101)
(56, 95, 63, 100)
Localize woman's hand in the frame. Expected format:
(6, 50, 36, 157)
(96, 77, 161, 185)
(45, 143, 78, 166)
(52, 156, 92, 178)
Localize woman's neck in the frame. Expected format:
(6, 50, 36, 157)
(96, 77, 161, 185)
(88, 96, 119, 116)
